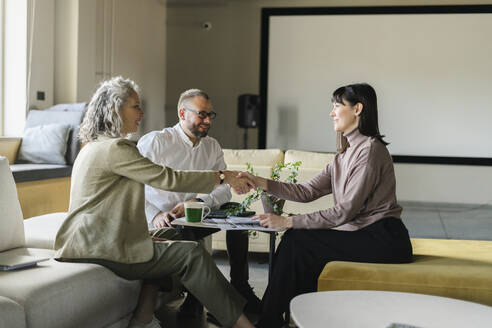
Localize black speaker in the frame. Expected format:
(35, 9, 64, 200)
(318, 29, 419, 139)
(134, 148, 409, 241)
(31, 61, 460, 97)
(237, 94, 260, 128)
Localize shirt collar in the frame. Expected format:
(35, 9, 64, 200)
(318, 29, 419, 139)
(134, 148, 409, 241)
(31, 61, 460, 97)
(173, 123, 201, 148)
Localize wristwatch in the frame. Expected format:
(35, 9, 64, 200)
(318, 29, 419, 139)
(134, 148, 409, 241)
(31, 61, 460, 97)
(219, 170, 225, 184)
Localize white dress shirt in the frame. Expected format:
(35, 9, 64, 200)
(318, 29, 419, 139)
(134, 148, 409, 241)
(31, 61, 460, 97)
(137, 123, 231, 228)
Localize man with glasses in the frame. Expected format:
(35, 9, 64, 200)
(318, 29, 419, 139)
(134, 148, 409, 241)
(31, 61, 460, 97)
(137, 89, 261, 323)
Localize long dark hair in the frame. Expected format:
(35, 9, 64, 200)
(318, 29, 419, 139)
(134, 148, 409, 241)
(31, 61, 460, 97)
(331, 83, 388, 152)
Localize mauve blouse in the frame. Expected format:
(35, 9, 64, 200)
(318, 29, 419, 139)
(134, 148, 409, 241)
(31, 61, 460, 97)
(267, 128, 402, 231)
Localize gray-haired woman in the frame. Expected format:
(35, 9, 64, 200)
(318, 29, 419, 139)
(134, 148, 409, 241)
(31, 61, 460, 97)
(54, 77, 255, 328)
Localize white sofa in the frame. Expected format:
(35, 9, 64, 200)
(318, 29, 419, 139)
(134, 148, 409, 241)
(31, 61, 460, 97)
(212, 149, 336, 253)
(0, 156, 141, 328)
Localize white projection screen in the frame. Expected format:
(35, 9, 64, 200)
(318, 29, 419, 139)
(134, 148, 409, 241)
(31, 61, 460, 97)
(260, 6, 492, 165)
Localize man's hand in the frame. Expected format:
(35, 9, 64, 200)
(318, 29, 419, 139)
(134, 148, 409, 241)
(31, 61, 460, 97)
(152, 211, 176, 229)
(252, 213, 293, 229)
(170, 202, 186, 218)
(223, 170, 256, 194)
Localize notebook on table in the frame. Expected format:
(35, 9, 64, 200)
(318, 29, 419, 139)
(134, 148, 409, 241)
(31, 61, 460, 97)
(0, 254, 49, 271)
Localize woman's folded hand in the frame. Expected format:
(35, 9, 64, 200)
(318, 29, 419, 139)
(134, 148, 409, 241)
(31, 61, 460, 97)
(252, 213, 293, 229)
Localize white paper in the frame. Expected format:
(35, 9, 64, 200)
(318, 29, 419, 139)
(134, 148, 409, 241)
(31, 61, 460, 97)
(173, 216, 278, 232)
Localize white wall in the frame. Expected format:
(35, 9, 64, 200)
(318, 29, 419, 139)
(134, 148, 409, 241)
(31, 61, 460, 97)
(76, 0, 97, 103)
(54, 0, 78, 104)
(31, 0, 167, 134)
(111, 0, 167, 133)
(29, 0, 55, 109)
(166, 0, 492, 204)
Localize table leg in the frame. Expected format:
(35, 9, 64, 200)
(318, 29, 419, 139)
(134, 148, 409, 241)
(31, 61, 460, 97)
(268, 231, 276, 283)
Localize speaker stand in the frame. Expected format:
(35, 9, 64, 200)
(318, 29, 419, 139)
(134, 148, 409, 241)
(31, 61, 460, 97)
(243, 127, 248, 149)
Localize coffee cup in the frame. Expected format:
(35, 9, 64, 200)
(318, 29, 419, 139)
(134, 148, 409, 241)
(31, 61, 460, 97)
(184, 201, 211, 223)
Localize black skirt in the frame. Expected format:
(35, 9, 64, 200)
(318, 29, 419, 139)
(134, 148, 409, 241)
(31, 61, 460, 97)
(258, 217, 413, 328)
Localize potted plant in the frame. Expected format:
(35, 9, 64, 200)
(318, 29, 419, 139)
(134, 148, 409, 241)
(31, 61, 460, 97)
(260, 161, 301, 215)
(225, 161, 302, 216)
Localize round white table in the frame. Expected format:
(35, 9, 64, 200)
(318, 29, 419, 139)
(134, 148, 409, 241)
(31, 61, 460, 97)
(290, 290, 492, 328)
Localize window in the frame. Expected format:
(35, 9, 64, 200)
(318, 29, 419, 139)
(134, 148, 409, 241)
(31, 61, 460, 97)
(1, 0, 28, 136)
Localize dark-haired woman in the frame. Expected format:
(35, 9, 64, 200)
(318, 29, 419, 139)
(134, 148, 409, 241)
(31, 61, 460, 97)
(241, 83, 413, 328)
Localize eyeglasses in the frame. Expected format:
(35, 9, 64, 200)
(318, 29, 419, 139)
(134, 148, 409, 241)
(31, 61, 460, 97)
(183, 107, 217, 120)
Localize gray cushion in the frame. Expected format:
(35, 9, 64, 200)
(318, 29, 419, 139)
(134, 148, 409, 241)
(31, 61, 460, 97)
(17, 124, 71, 165)
(0, 296, 25, 328)
(10, 164, 72, 183)
(24, 103, 87, 164)
(0, 248, 140, 328)
(24, 212, 67, 249)
(0, 157, 25, 252)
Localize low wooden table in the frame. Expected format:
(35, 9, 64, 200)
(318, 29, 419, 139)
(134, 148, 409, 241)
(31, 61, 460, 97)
(290, 290, 492, 328)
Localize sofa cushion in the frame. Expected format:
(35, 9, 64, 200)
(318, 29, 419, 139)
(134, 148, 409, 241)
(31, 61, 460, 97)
(10, 164, 72, 183)
(24, 103, 87, 165)
(0, 296, 26, 328)
(0, 157, 25, 252)
(284, 149, 335, 169)
(318, 238, 492, 306)
(24, 212, 67, 249)
(0, 248, 140, 328)
(17, 123, 71, 165)
(223, 149, 284, 167)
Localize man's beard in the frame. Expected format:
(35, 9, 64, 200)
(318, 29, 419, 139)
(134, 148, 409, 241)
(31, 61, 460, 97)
(191, 123, 210, 138)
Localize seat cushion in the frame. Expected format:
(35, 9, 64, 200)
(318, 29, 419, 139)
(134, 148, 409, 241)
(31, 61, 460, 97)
(284, 149, 335, 169)
(24, 212, 67, 249)
(0, 157, 25, 252)
(223, 149, 284, 167)
(0, 248, 140, 328)
(10, 164, 72, 182)
(318, 238, 492, 306)
(0, 296, 26, 328)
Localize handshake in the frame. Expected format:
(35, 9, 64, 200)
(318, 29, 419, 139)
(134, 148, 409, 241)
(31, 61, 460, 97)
(220, 170, 264, 194)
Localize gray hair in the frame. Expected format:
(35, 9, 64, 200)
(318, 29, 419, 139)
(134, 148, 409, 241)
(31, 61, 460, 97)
(177, 89, 210, 114)
(79, 76, 140, 143)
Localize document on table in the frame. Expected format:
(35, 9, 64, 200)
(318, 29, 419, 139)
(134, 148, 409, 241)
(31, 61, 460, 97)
(173, 216, 278, 231)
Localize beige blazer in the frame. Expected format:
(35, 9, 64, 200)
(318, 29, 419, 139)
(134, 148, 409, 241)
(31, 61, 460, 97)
(54, 136, 216, 263)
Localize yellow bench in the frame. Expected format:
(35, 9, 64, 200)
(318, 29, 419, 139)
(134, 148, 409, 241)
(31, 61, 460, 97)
(318, 238, 492, 306)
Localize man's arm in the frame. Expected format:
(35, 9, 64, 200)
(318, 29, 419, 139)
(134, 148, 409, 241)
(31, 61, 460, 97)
(145, 200, 164, 229)
(199, 184, 232, 209)
(199, 144, 232, 208)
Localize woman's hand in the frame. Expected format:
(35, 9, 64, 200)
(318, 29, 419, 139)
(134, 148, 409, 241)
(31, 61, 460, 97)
(237, 171, 268, 190)
(223, 170, 256, 194)
(253, 213, 293, 229)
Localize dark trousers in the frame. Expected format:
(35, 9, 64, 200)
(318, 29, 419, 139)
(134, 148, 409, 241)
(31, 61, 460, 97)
(180, 227, 250, 289)
(257, 218, 413, 328)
